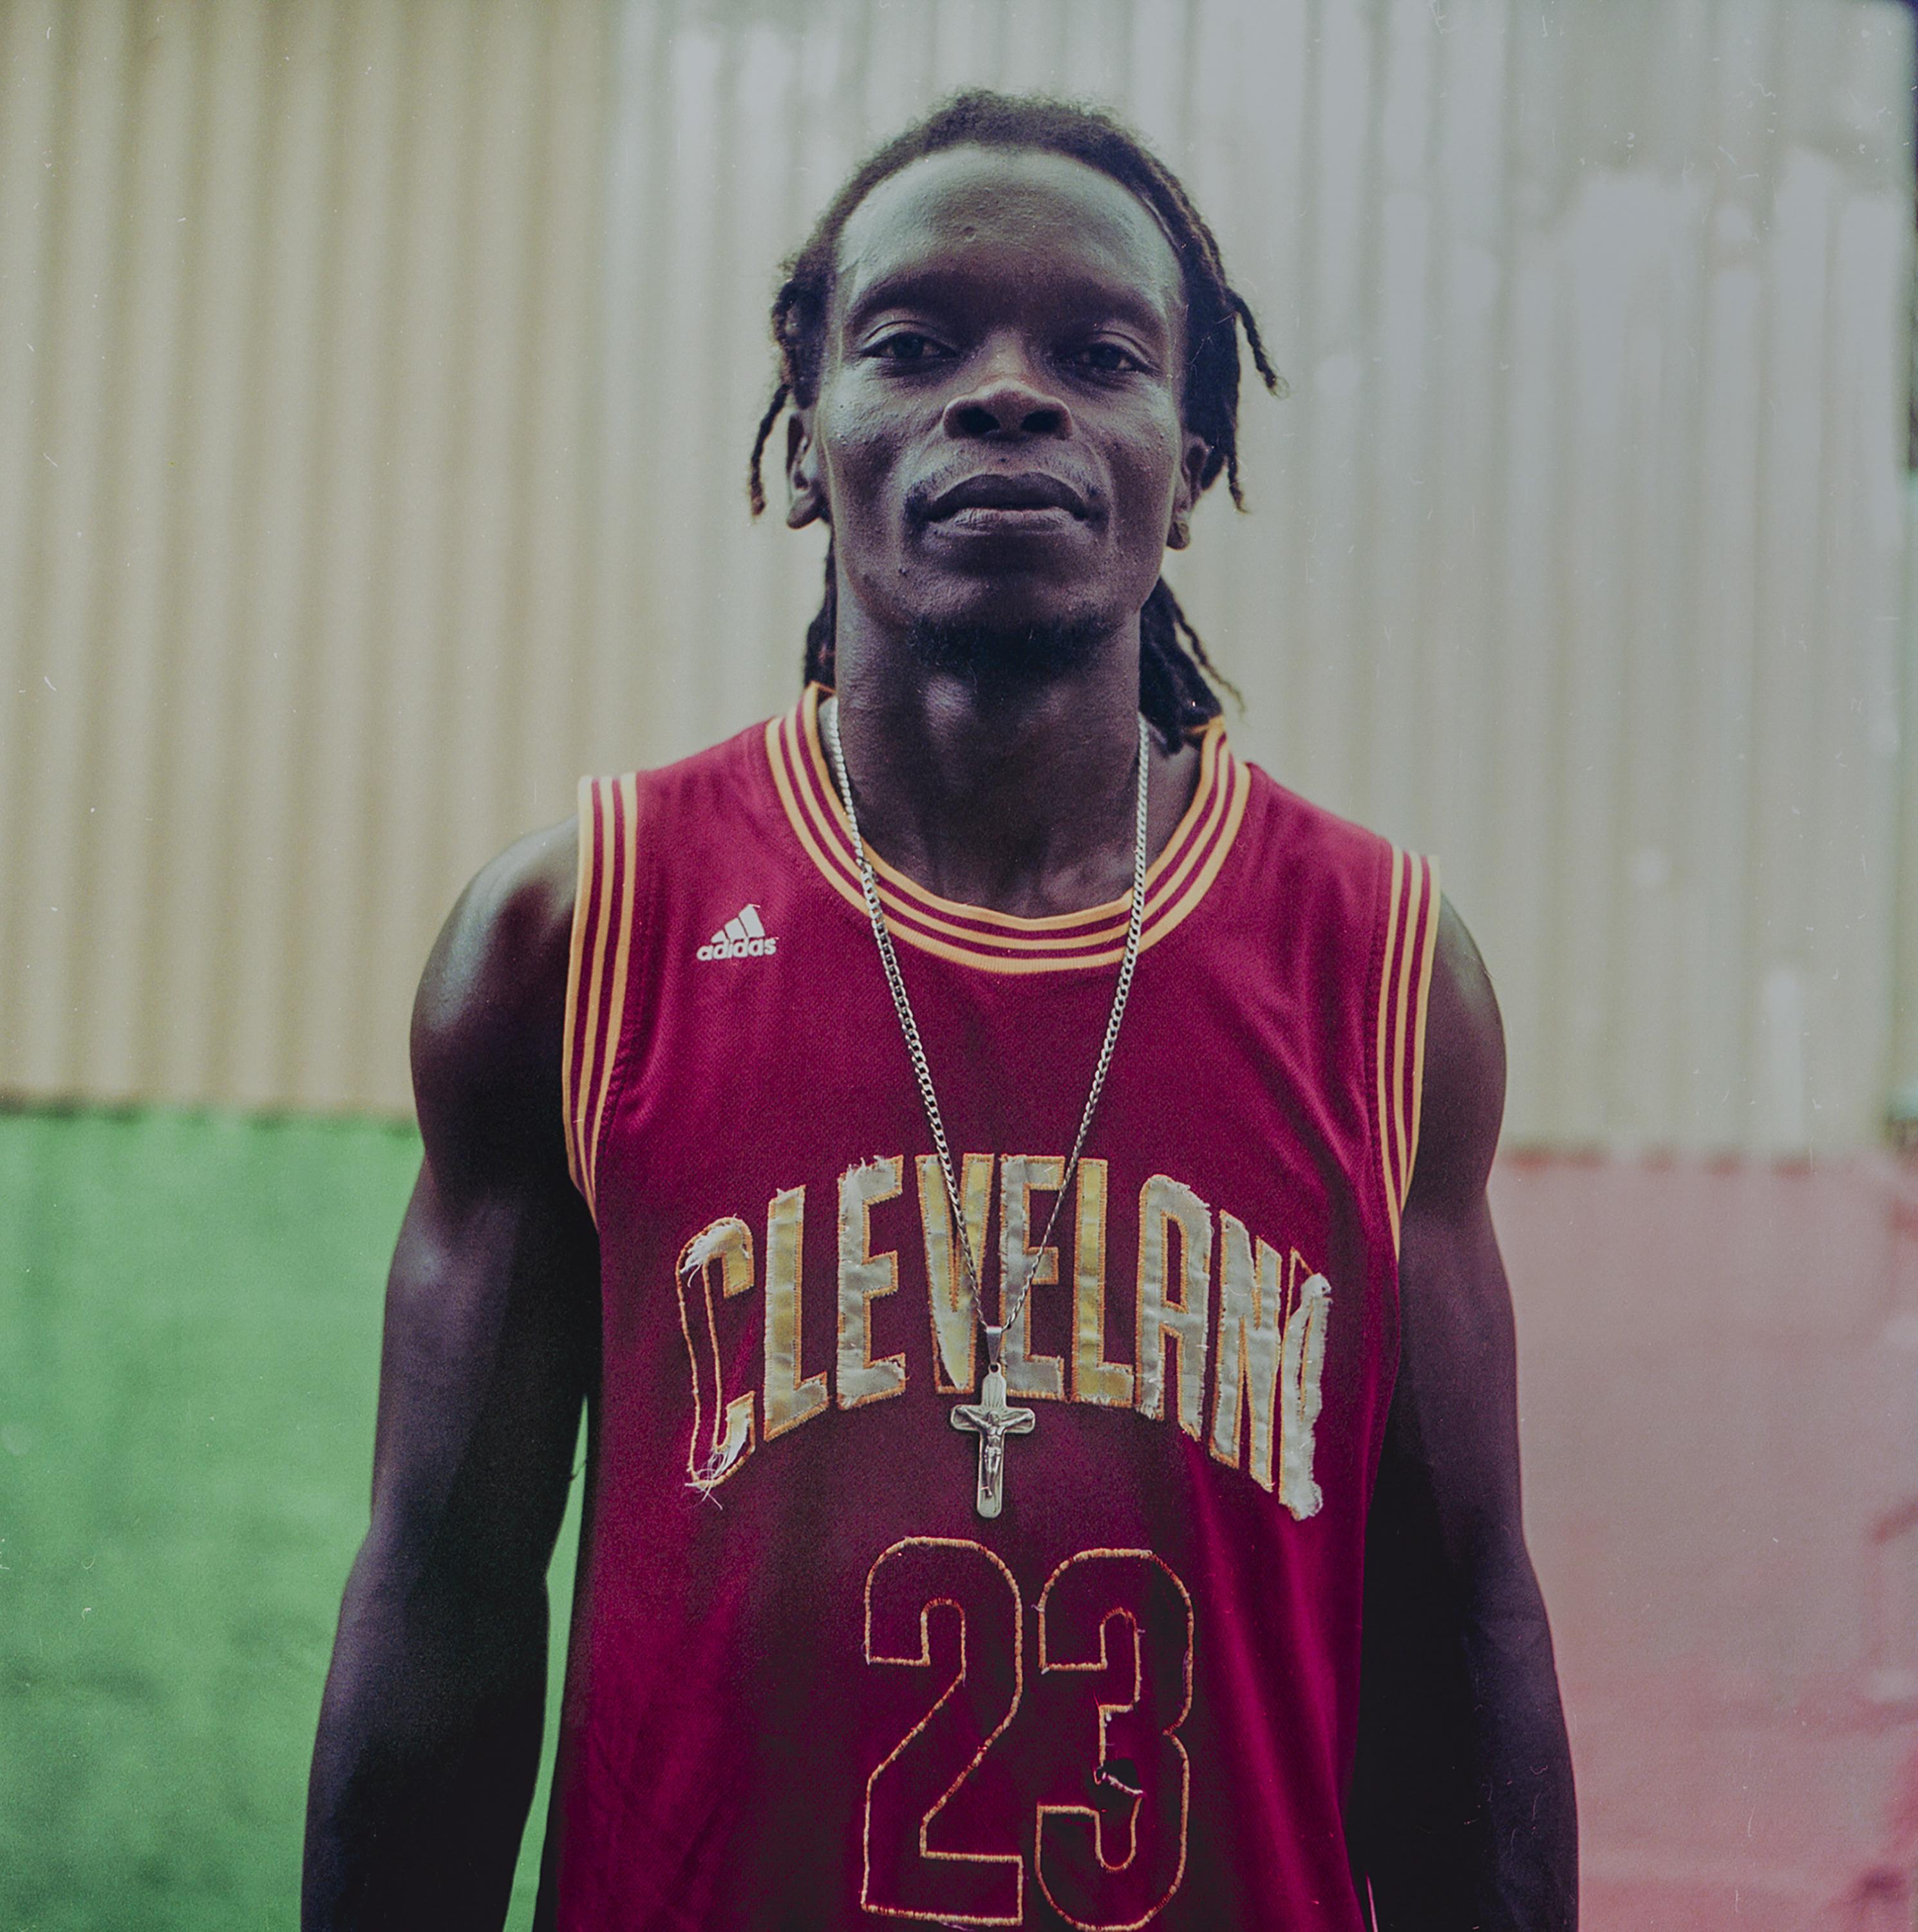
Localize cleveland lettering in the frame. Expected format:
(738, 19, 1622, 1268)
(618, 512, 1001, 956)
(674, 1154, 1333, 1517)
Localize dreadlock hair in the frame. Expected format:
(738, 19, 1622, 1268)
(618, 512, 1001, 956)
(746, 90, 1285, 751)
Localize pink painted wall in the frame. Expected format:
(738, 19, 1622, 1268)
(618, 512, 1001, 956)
(1495, 1157, 1918, 1929)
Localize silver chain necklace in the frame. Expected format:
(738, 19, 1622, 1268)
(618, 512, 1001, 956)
(822, 697, 1150, 1518)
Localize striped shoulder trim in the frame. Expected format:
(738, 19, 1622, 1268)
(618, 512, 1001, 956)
(765, 684, 1250, 974)
(1376, 847, 1440, 1254)
(562, 773, 640, 1220)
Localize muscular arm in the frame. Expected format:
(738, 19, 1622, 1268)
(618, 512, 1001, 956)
(1350, 900, 1577, 1929)
(303, 822, 597, 1931)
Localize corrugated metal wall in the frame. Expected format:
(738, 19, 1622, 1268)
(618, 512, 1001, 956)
(0, 0, 612, 1113)
(1, 0, 1911, 1147)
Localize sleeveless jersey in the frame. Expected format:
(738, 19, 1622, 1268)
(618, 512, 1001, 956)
(545, 685, 1438, 1931)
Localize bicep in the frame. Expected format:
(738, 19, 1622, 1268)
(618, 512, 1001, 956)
(1385, 896, 1525, 1569)
(1355, 901, 1528, 1860)
(367, 1155, 596, 1598)
(1357, 902, 1577, 1919)
(361, 818, 598, 1603)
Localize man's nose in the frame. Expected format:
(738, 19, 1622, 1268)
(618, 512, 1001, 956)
(941, 349, 1073, 441)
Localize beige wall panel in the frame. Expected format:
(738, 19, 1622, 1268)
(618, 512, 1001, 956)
(0, 0, 64, 1078)
(0, 0, 1910, 1147)
(1898, 464, 1918, 1114)
(0, 0, 616, 1110)
(146, 1, 268, 1104)
(295, 0, 409, 1110)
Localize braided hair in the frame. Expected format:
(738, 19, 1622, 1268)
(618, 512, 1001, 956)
(746, 90, 1284, 750)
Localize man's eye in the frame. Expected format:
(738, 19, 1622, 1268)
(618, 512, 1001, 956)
(869, 332, 945, 363)
(1073, 341, 1142, 374)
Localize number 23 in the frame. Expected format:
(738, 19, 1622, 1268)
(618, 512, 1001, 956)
(862, 1538, 1194, 1930)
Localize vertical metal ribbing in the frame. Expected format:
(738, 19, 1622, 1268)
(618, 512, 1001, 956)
(0, 0, 1906, 1146)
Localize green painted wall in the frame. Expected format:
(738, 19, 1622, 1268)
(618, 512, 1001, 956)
(0, 1107, 580, 1929)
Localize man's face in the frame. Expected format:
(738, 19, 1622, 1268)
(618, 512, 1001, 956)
(789, 145, 1208, 654)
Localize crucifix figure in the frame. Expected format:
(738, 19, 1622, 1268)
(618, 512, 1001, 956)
(950, 1363, 1036, 1520)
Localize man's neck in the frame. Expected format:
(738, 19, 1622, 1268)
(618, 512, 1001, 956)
(828, 616, 1199, 921)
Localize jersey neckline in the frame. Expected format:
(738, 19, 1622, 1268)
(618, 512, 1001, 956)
(765, 683, 1250, 975)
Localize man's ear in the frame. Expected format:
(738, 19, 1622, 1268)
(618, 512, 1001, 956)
(786, 411, 827, 530)
(1167, 430, 1212, 551)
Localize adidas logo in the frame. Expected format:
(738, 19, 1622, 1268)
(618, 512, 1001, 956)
(696, 903, 778, 962)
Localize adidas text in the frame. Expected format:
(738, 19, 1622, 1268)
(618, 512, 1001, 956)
(697, 904, 778, 962)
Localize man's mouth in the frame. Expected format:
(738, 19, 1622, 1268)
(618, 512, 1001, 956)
(919, 471, 1091, 524)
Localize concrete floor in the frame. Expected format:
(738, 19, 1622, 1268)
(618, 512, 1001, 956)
(1496, 1153, 1918, 1929)
(1, 1109, 1910, 1927)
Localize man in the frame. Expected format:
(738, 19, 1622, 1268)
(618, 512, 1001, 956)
(305, 91, 1575, 1930)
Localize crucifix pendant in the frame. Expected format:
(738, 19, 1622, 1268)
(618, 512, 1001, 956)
(950, 1365, 1036, 1520)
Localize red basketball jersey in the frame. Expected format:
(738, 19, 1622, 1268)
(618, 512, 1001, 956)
(546, 686, 1438, 1930)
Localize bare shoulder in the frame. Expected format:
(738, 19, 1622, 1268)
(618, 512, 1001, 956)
(411, 817, 579, 1183)
(1403, 895, 1506, 1218)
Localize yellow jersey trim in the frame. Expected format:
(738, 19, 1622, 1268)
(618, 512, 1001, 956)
(766, 687, 1248, 975)
(1375, 848, 1440, 1255)
(562, 773, 641, 1220)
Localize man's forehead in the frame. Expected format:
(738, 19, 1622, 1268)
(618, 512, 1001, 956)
(832, 146, 1185, 325)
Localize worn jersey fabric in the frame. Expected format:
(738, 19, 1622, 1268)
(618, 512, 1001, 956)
(543, 685, 1438, 1931)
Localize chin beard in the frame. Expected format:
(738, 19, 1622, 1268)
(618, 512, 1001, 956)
(901, 612, 1111, 688)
